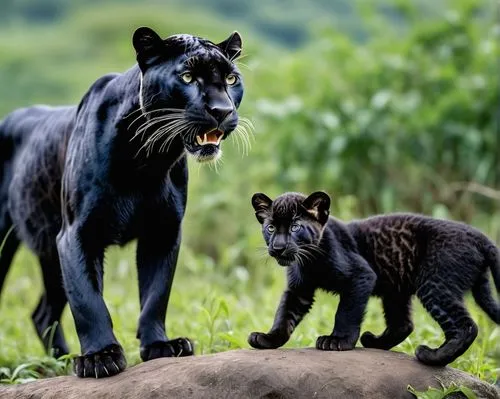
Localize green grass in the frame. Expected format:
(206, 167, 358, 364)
(407, 382, 478, 399)
(0, 211, 499, 385)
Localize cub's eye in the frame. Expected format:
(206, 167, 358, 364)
(266, 225, 275, 233)
(181, 72, 193, 84)
(225, 74, 237, 86)
(290, 223, 301, 232)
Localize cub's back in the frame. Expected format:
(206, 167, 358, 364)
(348, 213, 493, 292)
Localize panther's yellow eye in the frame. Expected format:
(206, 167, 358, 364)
(225, 74, 237, 86)
(181, 72, 193, 84)
(267, 225, 275, 233)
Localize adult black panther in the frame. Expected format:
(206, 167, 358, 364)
(0, 26, 246, 378)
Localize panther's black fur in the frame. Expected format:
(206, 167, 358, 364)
(0, 26, 245, 378)
(249, 191, 500, 366)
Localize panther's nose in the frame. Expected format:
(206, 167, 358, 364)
(205, 104, 233, 123)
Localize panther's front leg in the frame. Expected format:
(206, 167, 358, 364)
(57, 223, 127, 378)
(136, 206, 194, 362)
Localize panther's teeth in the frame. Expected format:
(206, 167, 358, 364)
(195, 131, 223, 146)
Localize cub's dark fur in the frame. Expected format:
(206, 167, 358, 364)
(0, 27, 245, 378)
(249, 191, 500, 366)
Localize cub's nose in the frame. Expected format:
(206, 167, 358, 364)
(269, 242, 287, 257)
(205, 104, 233, 123)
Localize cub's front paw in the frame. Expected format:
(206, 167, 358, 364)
(360, 331, 381, 348)
(316, 334, 357, 351)
(415, 344, 444, 366)
(73, 344, 127, 378)
(140, 337, 194, 362)
(248, 332, 284, 349)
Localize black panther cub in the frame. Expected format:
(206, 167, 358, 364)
(0, 27, 246, 378)
(249, 191, 500, 366)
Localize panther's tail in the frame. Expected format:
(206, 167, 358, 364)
(472, 242, 500, 324)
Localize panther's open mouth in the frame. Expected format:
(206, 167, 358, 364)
(195, 129, 224, 146)
(185, 129, 225, 163)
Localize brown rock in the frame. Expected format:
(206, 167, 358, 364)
(0, 348, 498, 399)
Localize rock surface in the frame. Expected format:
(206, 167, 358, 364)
(0, 348, 498, 399)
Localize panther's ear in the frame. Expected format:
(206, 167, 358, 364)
(132, 27, 164, 68)
(251, 193, 272, 224)
(216, 31, 242, 61)
(302, 191, 330, 225)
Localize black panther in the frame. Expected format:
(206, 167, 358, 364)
(0, 26, 248, 378)
(249, 191, 500, 366)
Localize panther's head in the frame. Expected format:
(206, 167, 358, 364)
(132, 26, 246, 163)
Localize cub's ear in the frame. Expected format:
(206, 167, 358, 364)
(132, 26, 164, 68)
(302, 191, 331, 225)
(251, 193, 272, 224)
(216, 31, 242, 61)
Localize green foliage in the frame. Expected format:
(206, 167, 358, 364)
(248, 0, 498, 219)
(407, 382, 477, 399)
(0, 355, 73, 384)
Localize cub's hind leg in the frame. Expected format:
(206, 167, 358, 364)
(32, 253, 69, 358)
(416, 280, 477, 366)
(472, 271, 500, 324)
(360, 294, 414, 350)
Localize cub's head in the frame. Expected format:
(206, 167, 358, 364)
(251, 191, 331, 266)
(132, 26, 246, 162)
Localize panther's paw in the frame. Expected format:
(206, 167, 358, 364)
(316, 334, 357, 351)
(140, 337, 194, 361)
(248, 332, 284, 349)
(73, 344, 127, 378)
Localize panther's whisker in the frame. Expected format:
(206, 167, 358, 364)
(143, 122, 182, 151)
(162, 120, 195, 152)
(123, 107, 144, 121)
(147, 123, 186, 155)
(236, 118, 255, 150)
(238, 118, 256, 143)
(233, 127, 247, 156)
(229, 130, 242, 155)
(150, 119, 186, 144)
(134, 113, 184, 132)
(160, 122, 191, 153)
(131, 115, 184, 141)
(127, 110, 185, 131)
(234, 126, 251, 156)
(135, 119, 186, 157)
(213, 153, 224, 174)
(154, 126, 181, 150)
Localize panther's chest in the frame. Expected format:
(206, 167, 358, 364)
(108, 194, 148, 246)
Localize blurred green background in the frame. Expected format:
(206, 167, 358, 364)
(0, 0, 498, 386)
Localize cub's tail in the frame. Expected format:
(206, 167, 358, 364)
(472, 242, 500, 324)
